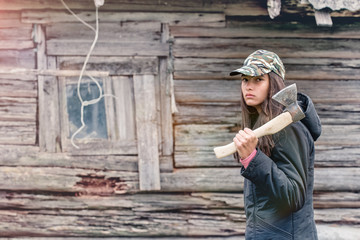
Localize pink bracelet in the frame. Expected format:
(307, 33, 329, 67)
(240, 149, 257, 169)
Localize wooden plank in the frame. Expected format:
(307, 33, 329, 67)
(315, 103, 360, 125)
(161, 167, 243, 192)
(0, 121, 36, 145)
(175, 145, 239, 168)
(134, 75, 161, 191)
(47, 40, 169, 57)
(112, 76, 136, 140)
(315, 146, 360, 168)
(316, 224, 360, 240)
(2, 191, 359, 221)
(289, 81, 360, 104)
(57, 56, 158, 75)
(175, 102, 358, 127)
(0, 49, 35, 69)
(162, 167, 360, 192)
(174, 103, 241, 125)
(0, 11, 19, 19)
(315, 168, 360, 192)
(0, 40, 34, 50)
(0, 166, 138, 194)
(316, 125, 360, 147)
(172, 38, 360, 59)
(160, 23, 174, 157)
(0, 19, 25, 28)
(314, 192, 360, 208)
(175, 124, 237, 147)
(174, 80, 360, 104)
(315, 208, 360, 224)
(0, 145, 173, 173)
(46, 22, 162, 42)
(0, 97, 36, 122)
(0, 145, 137, 171)
(22, 10, 225, 27)
(0, 79, 37, 98)
(0, 0, 202, 11)
(103, 77, 117, 142)
(171, 21, 360, 39)
(224, 2, 268, 16)
(174, 124, 239, 168)
(173, 57, 360, 80)
(36, 24, 60, 153)
(61, 139, 138, 156)
(0, 0, 222, 12)
(285, 64, 360, 80)
(0, 68, 110, 77)
(174, 79, 241, 103)
(175, 145, 360, 169)
(0, 192, 245, 237)
(0, 25, 32, 40)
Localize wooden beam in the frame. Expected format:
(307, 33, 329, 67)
(173, 80, 360, 104)
(159, 23, 174, 158)
(134, 75, 161, 191)
(47, 41, 169, 57)
(36, 25, 60, 152)
(0, 68, 110, 77)
(22, 10, 225, 27)
(172, 38, 360, 59)
(57, 56, 158, 75)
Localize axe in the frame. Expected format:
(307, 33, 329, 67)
(213, 84, 305, 159)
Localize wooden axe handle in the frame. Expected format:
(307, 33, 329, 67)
(213, 112, 293, 159)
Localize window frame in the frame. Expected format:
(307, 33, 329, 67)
(58, 75, 138, 155)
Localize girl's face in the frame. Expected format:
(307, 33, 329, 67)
(241, 74, 270, 113)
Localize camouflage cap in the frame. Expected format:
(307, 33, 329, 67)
(230, 49, 285, 80)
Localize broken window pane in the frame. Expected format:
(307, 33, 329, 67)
(66, 80, 108, 139)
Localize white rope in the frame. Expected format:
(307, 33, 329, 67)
(60, 0, 112, 149)
(60, 0, 96, 32)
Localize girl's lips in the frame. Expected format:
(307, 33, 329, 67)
(246, 94, 255, 98)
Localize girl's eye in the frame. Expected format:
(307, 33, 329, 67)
(241, 78, 248, 82)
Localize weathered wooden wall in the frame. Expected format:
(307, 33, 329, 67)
(0, 0, 359, 239)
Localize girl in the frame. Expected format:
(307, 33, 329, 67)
(230, 50, 321, 239)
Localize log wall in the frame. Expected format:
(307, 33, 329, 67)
(0, 0, 359, 239)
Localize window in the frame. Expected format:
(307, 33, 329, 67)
(59, 75, 137, 155)
(36, 22, 173, 190)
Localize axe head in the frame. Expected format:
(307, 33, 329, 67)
(272, 84, 305, 122)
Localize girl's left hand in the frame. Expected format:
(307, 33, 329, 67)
(233, 128, 258, 159)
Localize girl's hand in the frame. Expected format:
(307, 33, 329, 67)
(233, 128, 258, 159)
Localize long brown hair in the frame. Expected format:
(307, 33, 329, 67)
(240, 72, 285, 156)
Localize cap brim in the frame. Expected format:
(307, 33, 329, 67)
(229, 70, 241, 76)
(230, 65, 270, 77)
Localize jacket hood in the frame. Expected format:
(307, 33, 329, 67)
(297, 93, 322, 141)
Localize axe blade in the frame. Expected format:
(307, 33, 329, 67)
(272, 83, 305, 122)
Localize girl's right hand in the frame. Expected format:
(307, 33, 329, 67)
(233, 128, 258, 159)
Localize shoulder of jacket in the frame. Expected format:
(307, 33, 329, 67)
(274, 121, 313, 147)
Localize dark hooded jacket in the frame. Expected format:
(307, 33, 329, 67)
(238, 93, 321, 240)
